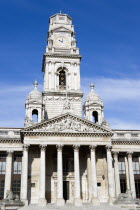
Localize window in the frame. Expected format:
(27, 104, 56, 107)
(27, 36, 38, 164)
(12, 180, 21, 196)
(14, 162, 21, 174)
(92, 111, 98, 123)
(0, 180, 4, 200)
(32, 109, 38, 123)
(133, 161, 140, 174)
(119, 161, 125, 174)
(59, 70, 66, 89)
(0, 156, 6, 175)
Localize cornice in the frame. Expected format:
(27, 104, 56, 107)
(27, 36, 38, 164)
(112, 140, 140, 145)
(0, 138, 21, 143)
(23, 131, 113, 137)
(44, 53, 82, 59)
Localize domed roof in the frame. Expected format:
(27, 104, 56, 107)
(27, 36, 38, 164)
(26, 81, 42, 103)
(85, 83, 103, 106)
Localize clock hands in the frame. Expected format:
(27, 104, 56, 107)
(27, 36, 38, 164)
(59, 38, 63, 43)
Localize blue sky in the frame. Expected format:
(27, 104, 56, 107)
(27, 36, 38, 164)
(0, 0, 140, 129)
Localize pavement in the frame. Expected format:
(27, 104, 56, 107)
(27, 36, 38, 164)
(20, 203, 136, 210)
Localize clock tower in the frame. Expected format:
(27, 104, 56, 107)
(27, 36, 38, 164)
(42, 13, 83, 119)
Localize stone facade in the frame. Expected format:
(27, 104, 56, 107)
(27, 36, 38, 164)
(0, 12, 140, 208)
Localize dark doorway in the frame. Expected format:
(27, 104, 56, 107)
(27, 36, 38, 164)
(63, 181, 69, 201)
(120, 178, 126, 193)
(135, 179, 140, 199)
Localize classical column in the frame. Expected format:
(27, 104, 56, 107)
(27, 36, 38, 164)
(56, 144, 64, 206)
(20, 144, 29, 205)
(127, 152, 136, 198)
(113, 152, 121, 197)
(4, 151, 13, 198)
(38, 145, 47, 206)
(90, 145, 100, 205)
(73, 145, 82, 206)
(106, 146, 115, 203)
(87, 154, 92, 201)
(124, 156, 130, 190)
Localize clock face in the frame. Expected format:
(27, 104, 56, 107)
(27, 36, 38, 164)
(55, 36, 70, 48)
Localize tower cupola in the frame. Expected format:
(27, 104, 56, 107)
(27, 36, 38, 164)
(24, 81, 44, 127)
(83, 84, 104, 124)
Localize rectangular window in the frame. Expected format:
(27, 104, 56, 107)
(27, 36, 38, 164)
(12, 180, 21, 196)
(14, 161, 21, 174)
(0, 180, 5, 200)
(133, 161, 140, 174)
(0, 155, 6, 175)
(119, 161, 125, 174)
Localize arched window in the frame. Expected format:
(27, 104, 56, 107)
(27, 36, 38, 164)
(59, 70, 66, 90)
(92, 111, 98, 123)
(32, 109, 38, 123)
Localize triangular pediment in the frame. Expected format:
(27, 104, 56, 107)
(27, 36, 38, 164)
(51, 26, 72, 33)
(22, 113, 113, 137)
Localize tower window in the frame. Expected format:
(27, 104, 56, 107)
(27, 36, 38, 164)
(32, 109, 38, 123)
(59, 70, 66, 90)
(92, 111, 98, 123)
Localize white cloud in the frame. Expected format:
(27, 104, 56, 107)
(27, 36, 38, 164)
(0, 78, 139, 129)
(81, 77, 140, 102)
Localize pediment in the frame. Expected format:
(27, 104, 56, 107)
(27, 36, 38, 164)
(52, 26, 72, 33)
(22, 113, 113, 137)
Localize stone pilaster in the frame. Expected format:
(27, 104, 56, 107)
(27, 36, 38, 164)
(89, 145, 100, 205)
(73, 145, 82, 206)
(20, 144, 29, 205)
(4, 151, 13, 198)
(127, 152, 136, 198)
(38, 145, 47, 206)
(106, 146, 115, 203)
(56, 144, 64, 206)
(113, 152, 120, 197)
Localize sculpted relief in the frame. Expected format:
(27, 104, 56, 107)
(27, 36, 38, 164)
(35, 117, 98, 133)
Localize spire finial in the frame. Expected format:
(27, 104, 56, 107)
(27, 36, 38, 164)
(34, 80, 38, 89)
(60, 10, 62, 14)
(90, 83, 94, 91)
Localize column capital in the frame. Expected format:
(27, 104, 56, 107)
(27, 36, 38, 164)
(7, 151, 13, 157)
(106, 145, 112, 151)
(23, 144, 30, 151)
(113, 151, 119, 157)
(127, 151, 133, 157)
(89, 144, 97, 151)
(56, 144, 64, 151)
(73, 144, 80, 151)
(39, 144, 47, 151)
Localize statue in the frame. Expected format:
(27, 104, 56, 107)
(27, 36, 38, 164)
(5, 190, 19, 201)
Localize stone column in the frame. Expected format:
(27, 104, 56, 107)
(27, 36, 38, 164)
(90, 145, 100, 205)
(73, 145, 82, 206)
(106, 146, 115, 203)
(38, 145, 47, 206)
(87, 154, 92, 201)
(4, 151, 13, 198)
(56, 145, 64, 206)
(127, 152, 136, 198)
(113, 152, 121, 197)
(124, 156, 130, 190)
(20, 144, 29, 205)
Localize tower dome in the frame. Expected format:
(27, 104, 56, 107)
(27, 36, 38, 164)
(26, 81, 42, 104)
(24, 81, 44, 127)
(85, 83, 103, 107)
(83, 83, 104, 124)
